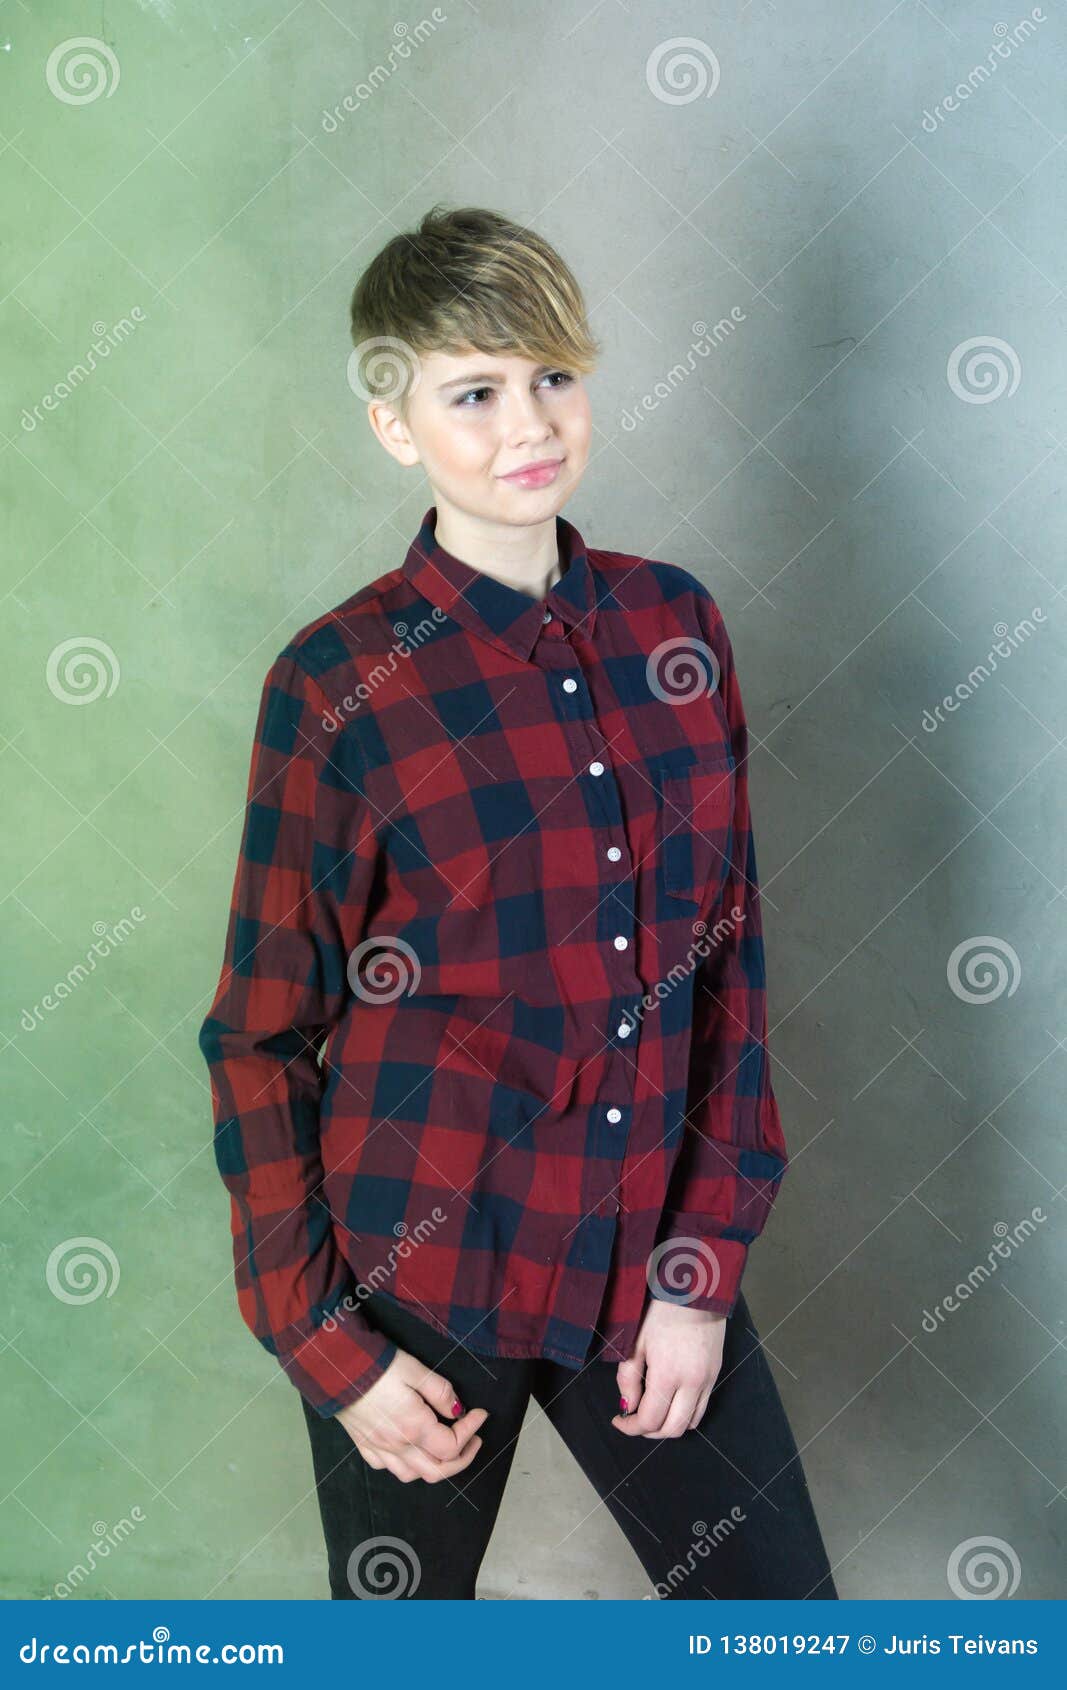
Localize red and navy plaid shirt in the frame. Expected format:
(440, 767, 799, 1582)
(198, 505, 788, 1417)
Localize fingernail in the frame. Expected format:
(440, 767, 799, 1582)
(451, 1399, 464, 1417)
(619, 1397, 629, 1413)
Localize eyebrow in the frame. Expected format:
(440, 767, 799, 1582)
(435, 365, 555, 392)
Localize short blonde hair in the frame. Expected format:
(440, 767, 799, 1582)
(349, 204, 600, 415)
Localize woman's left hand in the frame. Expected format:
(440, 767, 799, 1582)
(611, 1299, 727, 1437)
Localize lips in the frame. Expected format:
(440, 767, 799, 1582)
(500, 458, 564, 486)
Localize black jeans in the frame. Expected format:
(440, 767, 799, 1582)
(301, 1288, 837, 1600)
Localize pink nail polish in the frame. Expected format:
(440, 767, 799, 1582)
(619, 1397, 629, 1413)
(451, 1399, 464, 1417)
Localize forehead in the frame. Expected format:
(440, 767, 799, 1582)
(419, 347, 547, 384)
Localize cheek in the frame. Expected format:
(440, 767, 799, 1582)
(563, 388, 591, 439)
(424, 414, 494, 474)
(563, 402, 591, 461)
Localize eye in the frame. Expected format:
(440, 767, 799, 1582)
(451, 371, 574, 407)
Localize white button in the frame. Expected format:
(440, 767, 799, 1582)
(607, 846, 621, 862)
(562, 677, 577, 693)
(617, 1021, 631, 1038)
(589, 760, 605, 777)
(613, 936, 628, 951)
(542, 609, 553, 622)
(607, 1107, 622, 1123)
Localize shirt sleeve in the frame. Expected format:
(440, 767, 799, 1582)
(651, 592, 789, 1316)
(197, 649, 398, 1417)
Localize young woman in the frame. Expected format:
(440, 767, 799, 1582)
(199, 204, 836, 1601)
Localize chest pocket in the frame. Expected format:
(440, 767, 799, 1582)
(658, 747, 736, 906)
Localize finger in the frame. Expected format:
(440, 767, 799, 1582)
(616, 1357, 645, 1417)
(372, 1407, 432, 1455)
(410, 1405, 489, 1462)
(381, 1449, 420, 1482)
(398, 1435, 484, 1484)
(372, 1396, 469, 1459)
(357, 1428, 478, 1481)
(411, 1363, 469, 1422)
(686, 1388, 711, 1431)
(645, 1387, 698, 1439)
(611, 1375, 674, 1435)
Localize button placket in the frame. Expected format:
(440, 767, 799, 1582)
(542, 656, 640, 1312)
(591, 1102, 631, 1220)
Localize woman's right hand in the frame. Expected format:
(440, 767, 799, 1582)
(334, 1349, 488, 1483)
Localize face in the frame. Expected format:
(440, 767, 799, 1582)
(370, 347, 592, 530)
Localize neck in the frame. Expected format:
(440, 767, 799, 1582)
(431, 496, 563, 599)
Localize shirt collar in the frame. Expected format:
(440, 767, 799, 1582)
(401, 504, 598, 661)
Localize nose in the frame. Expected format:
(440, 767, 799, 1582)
(502, 384, 554, 443)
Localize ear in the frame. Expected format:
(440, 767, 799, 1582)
(365, 399, 420, 467)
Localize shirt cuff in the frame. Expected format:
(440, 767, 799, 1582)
(647, 1211, 751, 1316)
(278, 1296, 399, 1417)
